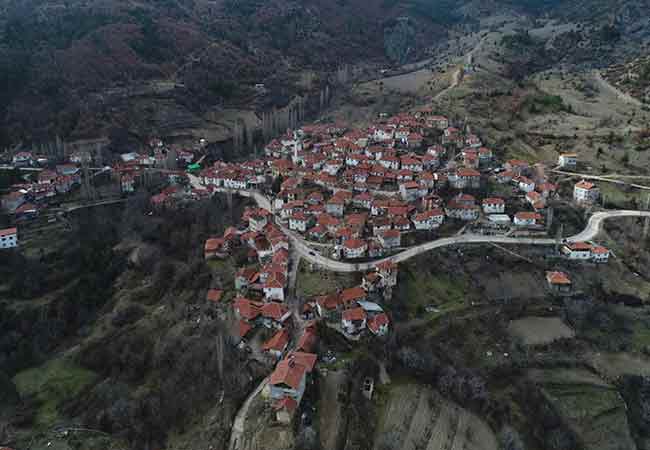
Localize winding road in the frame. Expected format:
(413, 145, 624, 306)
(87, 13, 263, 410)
(189, 175, 650, 273)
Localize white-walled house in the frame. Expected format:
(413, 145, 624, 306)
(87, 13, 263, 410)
(561, 242, 593, 260)
(513, 212, 542, 227)
(574, 181, 599, 204)
(0, 227, 18, 249)
(482, 198, 505, 214)
(558, 153, 577, 169)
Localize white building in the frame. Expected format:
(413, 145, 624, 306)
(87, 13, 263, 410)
(574, 181, 599, 204)
(0, 227, 18, 249)
(513, 212, 542, 227)
(558, 153, 577, 169)
(561, 242, 593, 260)
(412, 209, 444, 230)
(482, 198, 505, 214)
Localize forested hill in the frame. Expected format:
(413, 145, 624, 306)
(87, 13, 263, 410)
(0, 0, 647, 147)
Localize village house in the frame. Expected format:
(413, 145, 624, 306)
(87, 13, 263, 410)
(561, 242, 593, 260)
(495, 170, 514, 184)
(236, 267, 257, 291)
(546, 271, 572, 295)
(526, 191, 546, 210)
(427, 115, 449, 130)
(368, 313, 390, 336)
(265, 352, 316, 402)
(399, 181, 422, 202)
(233, 297, 263, 323)
(12, 152, 33, 166)
(261, 303, 292, 329)
(2, 191, 26, 212)
(121, 174, 136, 193)
(262, 328, 291, 359)
(289, 212, 313, 233)
(446, 195, 480, 221)
(340, 286, 367, 308)
(558, 153, 577, 169)
(573, 181, 600, 204)
(505, 159, 530, 176)
(315, 293, 342, 318)
(412, 209, 444, 230)
(0, 227, 18, 249)
(517, 177, 536, 193)
(326, 197, 345, 217)
(342, 307, 367, 335)
(591, 245, 610, 263)
(204, 238, 227, 259)
(453, 168, 481, 189)
(378, 229, 401, 249)
(342, 238, 367, 259)
(249, 209, 271, 232)
(263, 275, 286, 302)
(513, 212, 543, 227)
(482, 198, 505, 214)
(273, 397, 297, 425)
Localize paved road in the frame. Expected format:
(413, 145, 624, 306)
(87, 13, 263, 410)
(189, 175, 650, 273)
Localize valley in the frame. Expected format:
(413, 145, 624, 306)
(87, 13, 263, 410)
(2, 2, 650, 450)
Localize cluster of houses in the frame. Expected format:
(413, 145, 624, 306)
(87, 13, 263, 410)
(545, 240, 611, 295)
(202, 201, 397, 424)
(1, 154, 84, 219)
(194, 110, 601, 260)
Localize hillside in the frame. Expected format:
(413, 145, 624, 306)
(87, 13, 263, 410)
(2, 0, 649, 149)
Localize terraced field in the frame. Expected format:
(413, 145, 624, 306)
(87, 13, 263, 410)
(373, 384, 497, 450)
(528, 369, 636, 450)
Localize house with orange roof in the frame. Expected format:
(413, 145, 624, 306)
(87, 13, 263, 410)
(342, 238, 367, 259)
(482, 197, 505, 214)
(340, 286, 367, 308)
(561, 242, 593, 260)
(342, 307, 367, 334)
(591, 245, 610, 263)
(233, 297, 264, 322)
(378, 229, 401, 249)
(412, 209, 444, 230)
(574, 180, 599, 204)
(546, 271, 572, 295)
(265, 354, 314, 401)
(315, 293, 342, 318)
(262, 328, 290, 359)
(261, 303, 292, 329)
(263, 275, 286, 302)
(368, 313, 390, 336)
(273, 396, 298, 425)
(513, 211, 543, 227)
(204, 238, 227, 259)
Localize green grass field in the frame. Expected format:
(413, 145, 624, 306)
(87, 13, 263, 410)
(13, 357, 98, 427)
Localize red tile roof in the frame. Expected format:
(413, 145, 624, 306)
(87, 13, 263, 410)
(0, 227, 17, 237)
(272, 396, 298, 413)
(340, 286, 366, 304)
(287, 351, 317, 372)
(261, 302, 290, 321)
(206, 289, 223, 303)
(368, 313, 390, 333)
(546, 271, 571, 285)
(269, 358, 307, 389)
(262, 328, 290, 352)
(238, 320, 253, 338)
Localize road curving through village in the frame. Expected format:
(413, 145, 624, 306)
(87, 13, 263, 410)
(188, 174, 650, 273)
